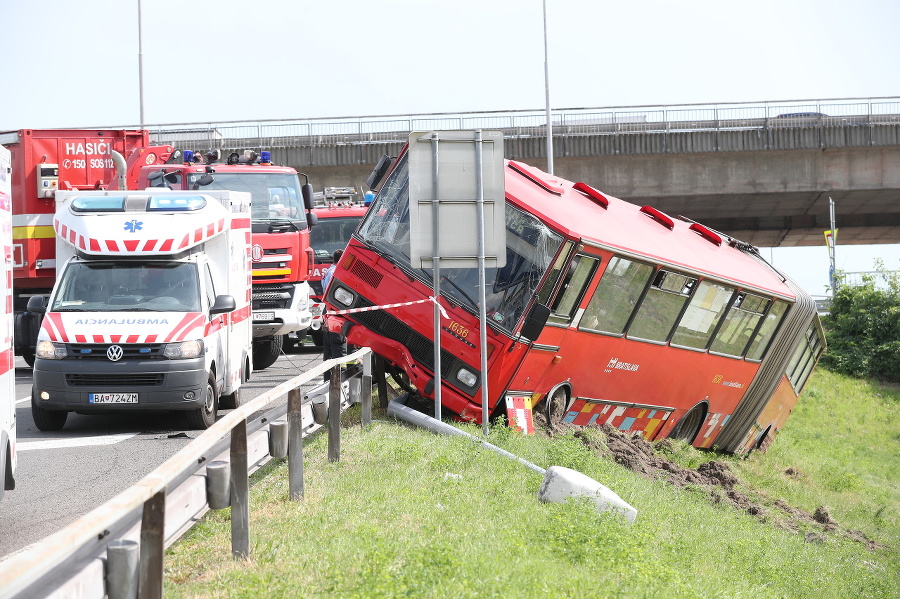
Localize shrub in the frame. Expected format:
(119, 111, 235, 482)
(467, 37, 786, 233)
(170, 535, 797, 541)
(820, 261, 900, 382)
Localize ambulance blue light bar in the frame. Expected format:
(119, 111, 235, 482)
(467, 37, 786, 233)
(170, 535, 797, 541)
(147, 196, 207, 211)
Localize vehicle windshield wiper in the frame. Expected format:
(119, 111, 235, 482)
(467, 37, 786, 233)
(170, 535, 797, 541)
(440, 276, 477, 308)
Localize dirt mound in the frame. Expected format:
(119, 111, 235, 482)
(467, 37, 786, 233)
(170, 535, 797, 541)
(558, 424, 880, 550)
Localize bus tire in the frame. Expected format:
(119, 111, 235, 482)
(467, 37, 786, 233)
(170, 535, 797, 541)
(31, 388, 67, 432)
(253, 336, 283, 370)
(187, 375, 218, 430)
(668, 402, 707, 444)
(545, 386, 571, 430)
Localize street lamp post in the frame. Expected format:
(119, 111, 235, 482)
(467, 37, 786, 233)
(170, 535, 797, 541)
(543, 0, 553, 174)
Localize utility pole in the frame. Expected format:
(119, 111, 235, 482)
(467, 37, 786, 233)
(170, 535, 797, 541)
(543, 0, 553, 174)
(138, 0, 145, 128)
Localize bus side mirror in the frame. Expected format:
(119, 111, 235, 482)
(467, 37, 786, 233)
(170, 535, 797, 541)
(26, 295, 47, 314)
(520, 302, 551, 342)
(210, 294, 236, 315)
(302, 183, 314, 210)
(306, 212, 319, 228)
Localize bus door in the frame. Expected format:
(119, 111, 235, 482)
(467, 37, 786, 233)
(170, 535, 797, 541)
(514, 244, 602, 417)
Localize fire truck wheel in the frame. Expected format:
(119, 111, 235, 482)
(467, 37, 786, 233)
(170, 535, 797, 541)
(31, 388, 67, 431)
(187, 375, 218, 430)
(310, 329, 324, 347)
(545, 386, 571, 430)
(253, 336, 283, 370)
(668, 402, 707, 444)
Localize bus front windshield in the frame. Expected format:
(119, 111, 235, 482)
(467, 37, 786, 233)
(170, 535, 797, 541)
(186, 172, 307, 229)
(51, 262, 201, 312)
(357, 154, 564, 334)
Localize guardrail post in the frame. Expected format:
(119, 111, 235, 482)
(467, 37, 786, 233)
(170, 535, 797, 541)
(328, 366, 341, 462)
(107, 539, 139, 599)
(206, 460, 231, 509)
(138, 490, 165, 599)
(230, 419, 250, 559)
(362, 353, 373, 428)
(374, 354, 388, 409)
(288, 387, 305, 500)
(269, 421, 288, 458)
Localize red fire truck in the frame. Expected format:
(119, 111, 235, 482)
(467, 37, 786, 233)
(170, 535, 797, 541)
(0, 129, 159, 366)
(135, 149, 317, 369)
(305, 188, 368, 346)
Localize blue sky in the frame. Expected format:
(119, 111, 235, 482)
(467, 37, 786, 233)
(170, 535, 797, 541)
(1, 0, 898, 295)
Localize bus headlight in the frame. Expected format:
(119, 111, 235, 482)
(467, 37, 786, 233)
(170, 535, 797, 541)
(36, 340, 67, 360)
(333, 286, 355, 307)
(164, 340, 204, 359)
(456, 368, 478, 388)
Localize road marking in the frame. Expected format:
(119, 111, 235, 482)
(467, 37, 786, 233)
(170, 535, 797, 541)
(17, 433, 138, 451)
(16, 395, 30, 405)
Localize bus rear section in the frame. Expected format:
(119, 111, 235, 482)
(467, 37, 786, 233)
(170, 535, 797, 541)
(1, 143, 16, 499)
(324, 147, 824, 453)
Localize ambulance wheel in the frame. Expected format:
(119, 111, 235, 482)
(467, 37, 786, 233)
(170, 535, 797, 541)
(31, 388, 67, 431)
(253, 336, 283, 370)
(545, 386, 570, 430)
(187, 375, 218, 430)
(22, 350, 35, 368)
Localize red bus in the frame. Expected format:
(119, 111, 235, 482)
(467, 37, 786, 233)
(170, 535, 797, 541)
(324, 145, 825, 454)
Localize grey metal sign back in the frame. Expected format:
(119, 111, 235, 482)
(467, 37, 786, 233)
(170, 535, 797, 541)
(408, 130, 506, 269)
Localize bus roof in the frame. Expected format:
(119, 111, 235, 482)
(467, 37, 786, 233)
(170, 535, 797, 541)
(504, 160, 798, 300)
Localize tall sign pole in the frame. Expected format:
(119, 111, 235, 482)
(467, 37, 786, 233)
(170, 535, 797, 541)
(138, 0, 145, 128)
(828, 197, 837, 293)
(543, 0, 554, 174)
(431, 133, 442, 420)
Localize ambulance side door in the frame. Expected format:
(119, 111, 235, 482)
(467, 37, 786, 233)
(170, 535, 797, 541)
(203, 261, 227, 394)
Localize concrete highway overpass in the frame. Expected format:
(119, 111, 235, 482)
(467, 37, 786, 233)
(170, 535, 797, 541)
(147, 97, 900, 248)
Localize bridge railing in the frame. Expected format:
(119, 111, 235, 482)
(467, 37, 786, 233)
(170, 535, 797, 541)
(138, 96, 900, 152)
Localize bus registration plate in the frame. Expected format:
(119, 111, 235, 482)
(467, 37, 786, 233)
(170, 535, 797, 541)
(89, 393, 138, 404)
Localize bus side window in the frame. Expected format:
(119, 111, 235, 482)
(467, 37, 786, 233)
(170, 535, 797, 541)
(580, 256, 654, 335)
(547, 254, 599, 326)
(627, 270, 697, 343)
(745, 300, 789, 361)
(536, 241, 573, 307)
(708, 292, 769, 357)
(671, 280, 735, 350)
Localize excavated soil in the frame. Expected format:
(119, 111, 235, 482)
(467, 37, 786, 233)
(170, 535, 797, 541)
(538, 421, 880, 550)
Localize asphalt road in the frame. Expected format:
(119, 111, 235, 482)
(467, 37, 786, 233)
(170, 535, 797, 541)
(0, 341, 325, 561)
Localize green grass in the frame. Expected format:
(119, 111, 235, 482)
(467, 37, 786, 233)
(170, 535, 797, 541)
(165, 368, 899, 598)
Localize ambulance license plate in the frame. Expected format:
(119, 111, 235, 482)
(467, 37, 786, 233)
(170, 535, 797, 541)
(253, 312, 275, 322)
(89, 393, 139, 404)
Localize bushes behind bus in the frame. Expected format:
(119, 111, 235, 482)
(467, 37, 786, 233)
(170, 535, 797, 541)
(820, 262, 900, 382)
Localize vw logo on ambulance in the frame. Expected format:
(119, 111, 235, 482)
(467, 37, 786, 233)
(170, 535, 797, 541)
(107, 345, 124, 362)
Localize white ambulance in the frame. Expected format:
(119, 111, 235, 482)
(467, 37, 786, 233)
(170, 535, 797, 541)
(1, 144, 17, 499)
(30, 190, 252, 431)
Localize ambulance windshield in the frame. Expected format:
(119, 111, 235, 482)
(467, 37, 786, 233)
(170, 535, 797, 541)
(52, 262, 202, 312)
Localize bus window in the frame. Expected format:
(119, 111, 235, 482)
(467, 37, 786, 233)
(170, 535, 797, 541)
(708, 292, 768, 357)
(580, 256, 654, 335)
(536, 241, 573, 307)
(547, 254, 599, 326)
(628, 270, 697, 343)
(746, 300, 789, 361)
(671, 281, 735, 350)
(786, 321, 825, 390)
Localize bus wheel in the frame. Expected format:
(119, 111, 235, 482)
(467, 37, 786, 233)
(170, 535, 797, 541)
(31, 388, 67, 431)
(668, 403, 707, 444)
(187, 375, 218, 430)
(545, 387, 571, 430)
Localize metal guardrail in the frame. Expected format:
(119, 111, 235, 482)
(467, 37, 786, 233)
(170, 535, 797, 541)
(126, 96, 900, 152)
(0, 348, 376, 599)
